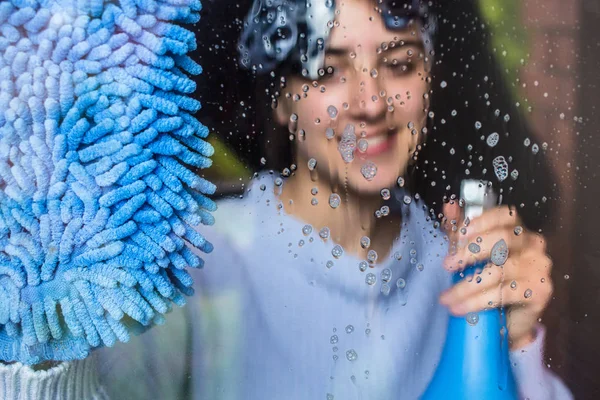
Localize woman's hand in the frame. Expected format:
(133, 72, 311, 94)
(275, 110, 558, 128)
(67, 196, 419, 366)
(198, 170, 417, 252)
(439, 203, 553, 350)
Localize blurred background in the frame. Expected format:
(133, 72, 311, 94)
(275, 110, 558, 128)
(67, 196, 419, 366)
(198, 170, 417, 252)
(190, 0, 600, 398)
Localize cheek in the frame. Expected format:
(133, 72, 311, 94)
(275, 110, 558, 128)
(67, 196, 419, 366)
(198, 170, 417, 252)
(291, 89, 348, 156)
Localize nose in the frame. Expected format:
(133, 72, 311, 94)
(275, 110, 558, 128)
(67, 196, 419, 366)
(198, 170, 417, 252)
(349, 67, 387, 123)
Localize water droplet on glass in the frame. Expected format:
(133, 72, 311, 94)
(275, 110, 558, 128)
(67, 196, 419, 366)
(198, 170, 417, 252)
(493, 156, 509, 182)
(260, 184, 266, 191)
(381, 284, 391, 296)
(338, 124, 357, 162)
(302, 225, 312, 236)
(360, 236, 371, 249)
(440, 81, 447, 88)
(466, 312, 479, 326)
(260, 157, 267, 165)
(308, 158, 318, 170)
(357, 138, 368, 153)
(330, 335, 339, 344)
(366, 273, 377, 285)
(486, 132, 499, 147)
(531, 144, 539, 154)
(514, 226, 523, 236)
(326, 260, 334, 268)
(367, 250, 378, 263)
(381, 189, 391, 200)
(346, 349, 358, 361)
(524, 288, 533, 299)
(361, 162, 378, 181)
(311, 187, 319, 195)
(396, 278, 406, 289)
(468, 243, 481, 254)
(564, 274, 570, 280)
(403, 195, 412, 205)
(329, 193, 341, 209)
(380, 206, 390, 216)
(475, 121, 482, 130)
(381, 268, 392, 282)
(397, 177, 405, 187)
(511, 170, 519, 180)
(332, 245, 344, 259)
(320, 227, 330, 239)
(490, 239, 509, 266)
(345, 325, 354, 334)
(311, 198, 319, 206)
(321, 103, 336, 119)
(359, 261, 368, 272)
(275, 177, 283, 186)
(327, 394, 334, 400)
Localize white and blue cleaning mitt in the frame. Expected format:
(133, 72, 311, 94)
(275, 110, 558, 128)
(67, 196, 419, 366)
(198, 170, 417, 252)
(0, 0, 215, 364)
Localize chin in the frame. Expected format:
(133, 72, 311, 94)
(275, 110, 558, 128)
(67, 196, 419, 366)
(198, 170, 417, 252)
(344, 169, 400, 197)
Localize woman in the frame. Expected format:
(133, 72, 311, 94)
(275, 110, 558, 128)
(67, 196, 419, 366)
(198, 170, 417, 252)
(0, 0, 572, 399)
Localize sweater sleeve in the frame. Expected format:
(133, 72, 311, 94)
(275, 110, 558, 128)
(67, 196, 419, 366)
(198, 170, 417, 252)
(509, 324, 573, 400)
(0, 355, 109, 400)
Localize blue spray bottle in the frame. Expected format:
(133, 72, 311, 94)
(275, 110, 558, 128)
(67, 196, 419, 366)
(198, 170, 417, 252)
(421, 180, 518, 399)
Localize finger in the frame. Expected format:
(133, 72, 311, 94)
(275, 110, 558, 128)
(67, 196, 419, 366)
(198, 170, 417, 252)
(440, 264, 503, 307)
(443, 227, 529, 271)
(464, 205, 523, 241)
(442, 201, 462, 233)
(442, 259, 553, 316)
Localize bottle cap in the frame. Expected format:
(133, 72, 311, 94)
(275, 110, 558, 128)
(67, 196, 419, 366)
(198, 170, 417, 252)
(460, 180, 498, 220)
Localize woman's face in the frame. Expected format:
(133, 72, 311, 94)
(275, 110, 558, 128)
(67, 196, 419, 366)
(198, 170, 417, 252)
(275, 0, 431, 195)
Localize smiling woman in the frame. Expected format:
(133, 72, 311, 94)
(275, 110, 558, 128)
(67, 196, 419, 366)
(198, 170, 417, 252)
(0, 0, 580, 399)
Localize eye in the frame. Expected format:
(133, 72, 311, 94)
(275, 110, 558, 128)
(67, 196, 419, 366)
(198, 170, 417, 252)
(387, 61, 415, 76)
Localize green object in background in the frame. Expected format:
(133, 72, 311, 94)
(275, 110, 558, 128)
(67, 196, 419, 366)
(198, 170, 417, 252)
(478, 0, 531, 107)
(206, 136, 252, 182)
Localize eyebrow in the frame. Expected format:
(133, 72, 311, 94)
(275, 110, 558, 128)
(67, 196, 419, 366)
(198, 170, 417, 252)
(325, 39, 424, 56)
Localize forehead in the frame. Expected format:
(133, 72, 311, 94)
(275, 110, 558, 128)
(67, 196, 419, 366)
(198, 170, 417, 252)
(328, 1, 422, 50)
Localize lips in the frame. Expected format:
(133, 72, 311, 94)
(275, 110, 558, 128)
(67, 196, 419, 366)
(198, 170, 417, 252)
(363, 133, 395, 157)
(335, 124, 399, 158)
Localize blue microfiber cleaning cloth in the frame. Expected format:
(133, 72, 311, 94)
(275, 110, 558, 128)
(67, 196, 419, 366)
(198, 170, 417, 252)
(0, 0, 215, 364)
